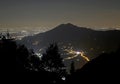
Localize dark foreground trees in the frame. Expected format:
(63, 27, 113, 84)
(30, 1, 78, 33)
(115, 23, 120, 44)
(0, 36, 67, 83)
(41, 44, 67, 83)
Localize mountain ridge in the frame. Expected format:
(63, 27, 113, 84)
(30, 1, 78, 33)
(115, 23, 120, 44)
(18, 23, 120, 69)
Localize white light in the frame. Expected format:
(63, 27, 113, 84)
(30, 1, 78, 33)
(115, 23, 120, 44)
(76, 51, 80, 55)
(62, 77, 66, 80)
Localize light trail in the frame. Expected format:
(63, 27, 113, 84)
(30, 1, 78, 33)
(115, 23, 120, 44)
(64, 49, 90, 62)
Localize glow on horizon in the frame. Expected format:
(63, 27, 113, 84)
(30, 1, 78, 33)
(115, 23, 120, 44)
(0, 0, 120, 31)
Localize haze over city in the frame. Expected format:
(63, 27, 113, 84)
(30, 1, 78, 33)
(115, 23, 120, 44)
(0, 0, 120, 32)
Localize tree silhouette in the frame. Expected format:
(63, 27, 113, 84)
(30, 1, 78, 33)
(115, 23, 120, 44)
(0, 36, 17, 71)
(0, 34, 42, 72)
(16, 45, 30, 72)
(41, 43, 67, 83)
(41, 43, 65, 72)
(16, 44, 43, 72)
(70, 61, 75, 74)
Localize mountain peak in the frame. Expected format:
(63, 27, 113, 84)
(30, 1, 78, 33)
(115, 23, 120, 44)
(65, 23, 75, 26)
(57, 23, 77, 28)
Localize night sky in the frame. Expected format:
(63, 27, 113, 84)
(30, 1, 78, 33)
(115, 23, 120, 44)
(0, 0, 120, 32)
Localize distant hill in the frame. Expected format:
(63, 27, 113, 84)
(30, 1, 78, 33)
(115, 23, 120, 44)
(19, 23, 120, 69)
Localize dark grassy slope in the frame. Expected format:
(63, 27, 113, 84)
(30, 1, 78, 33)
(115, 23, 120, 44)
(66, 47, 120, 83)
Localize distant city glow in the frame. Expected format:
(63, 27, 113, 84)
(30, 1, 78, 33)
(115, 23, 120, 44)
(0, 0, 120, 31)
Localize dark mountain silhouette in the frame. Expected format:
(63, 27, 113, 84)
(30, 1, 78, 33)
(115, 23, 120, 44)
(66, 47, 120, 83)
(19, 23, 120, 69)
